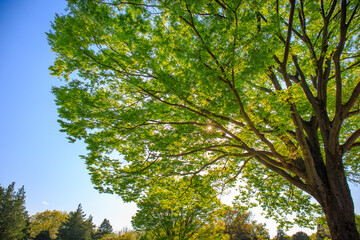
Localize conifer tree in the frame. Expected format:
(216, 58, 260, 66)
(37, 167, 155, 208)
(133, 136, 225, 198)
(0, 182, 29, 240)
(291, 231, 309, 240)
(94, 219, 113, 239)
(58, 204, 94, 240)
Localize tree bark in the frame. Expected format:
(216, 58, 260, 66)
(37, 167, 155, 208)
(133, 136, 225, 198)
(321, 192, 359, 240)
(316, 157, 360, 240)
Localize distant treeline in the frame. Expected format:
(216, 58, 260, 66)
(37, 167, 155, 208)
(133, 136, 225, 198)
(1, 182, 358, 239)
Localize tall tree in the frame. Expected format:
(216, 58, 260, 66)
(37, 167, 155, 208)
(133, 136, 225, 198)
(29, 210, 67, 239)
(58, 204, 94, 240)
(48, 1, 360, 239)
(0, 182, 29, 240)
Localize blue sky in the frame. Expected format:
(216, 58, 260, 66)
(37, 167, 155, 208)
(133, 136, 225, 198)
(0, 0, 136, 231)
(0, 0, 359, 237)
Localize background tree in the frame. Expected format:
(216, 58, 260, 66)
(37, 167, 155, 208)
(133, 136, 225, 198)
(223, 207, 269, 240)
(306, 216, 331, 240)
(224, 209, 253, 240)
(291, 232, 309, 240)
(29, 210, 67, 239)
(48, 1, 360, 239)
(356, 214, 360, 236)
(58, 204, 94, 240)
(191, 213, 229, 240)
(94, 219, 113, 239)
(308, 214, 360, 239)
(0, 182, 29, 240)
(100, 228, 139, 240)
(274, 229, 291, 240)
(132, 178, 223, 240)
(253, 223, 270, 240)
(33, 230, 52, 240)
(313, 225, 331, 240)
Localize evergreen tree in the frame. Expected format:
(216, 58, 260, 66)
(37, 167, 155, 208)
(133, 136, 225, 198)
(58, 204, 94, 240)
(0, 182, 29, 240)
(94, 219, 113, 239)
(291, 231, 309, 240)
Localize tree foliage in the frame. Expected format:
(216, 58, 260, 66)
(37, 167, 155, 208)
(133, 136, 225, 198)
(100, 228, 138, 240)
(356, 214, 360, 236)
(0, 182, 29, 240)
(58, 204, 95, 240)
(29, 210, 67, 239)
(34, 230, 52, 240)
(274, 229, 291, 240)
(48, 0, 360, 239)
(131, 179, 223, 240)
(223, 207, 269, 240)
(191, 219, 229, 240)
(94, 218, 113, 239)
(291, 231, 309, 240)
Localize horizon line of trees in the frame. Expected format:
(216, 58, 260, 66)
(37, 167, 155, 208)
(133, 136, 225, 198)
(2, 182, 357, 240)
(0, 182, 115, 240)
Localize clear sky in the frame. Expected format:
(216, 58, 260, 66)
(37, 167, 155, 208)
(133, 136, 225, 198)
(0, 0, 136, 232)
(0, 0, 359, 237)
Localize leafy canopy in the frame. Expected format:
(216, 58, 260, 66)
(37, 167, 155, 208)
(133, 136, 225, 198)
(132, 179, 223, 239)
(48, 0, 360, 229)
(223, 207, 270, 240)
(29, 210, 67, 239)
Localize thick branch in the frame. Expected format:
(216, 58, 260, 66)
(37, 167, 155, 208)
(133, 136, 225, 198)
(214, 0, 228, 11)
(254, 155, 313, 195)
(332, 0, 348, 134)
(345, 109, 360, 119)
(164, 144, 242, 158)
(282, 0, 296, 66)
(291, 55, 317, 107)
(267, 67, 282, 90)
(229, 85, 286, 162)
(341, 128, 360, 153)
(346, 3, 359, 27)
(342, 82, 360, 117)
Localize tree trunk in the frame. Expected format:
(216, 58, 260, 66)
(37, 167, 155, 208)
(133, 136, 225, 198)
(316, 160, 360, 240)
(322, 197, 359, 240)
(322, 196, 359, 240)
